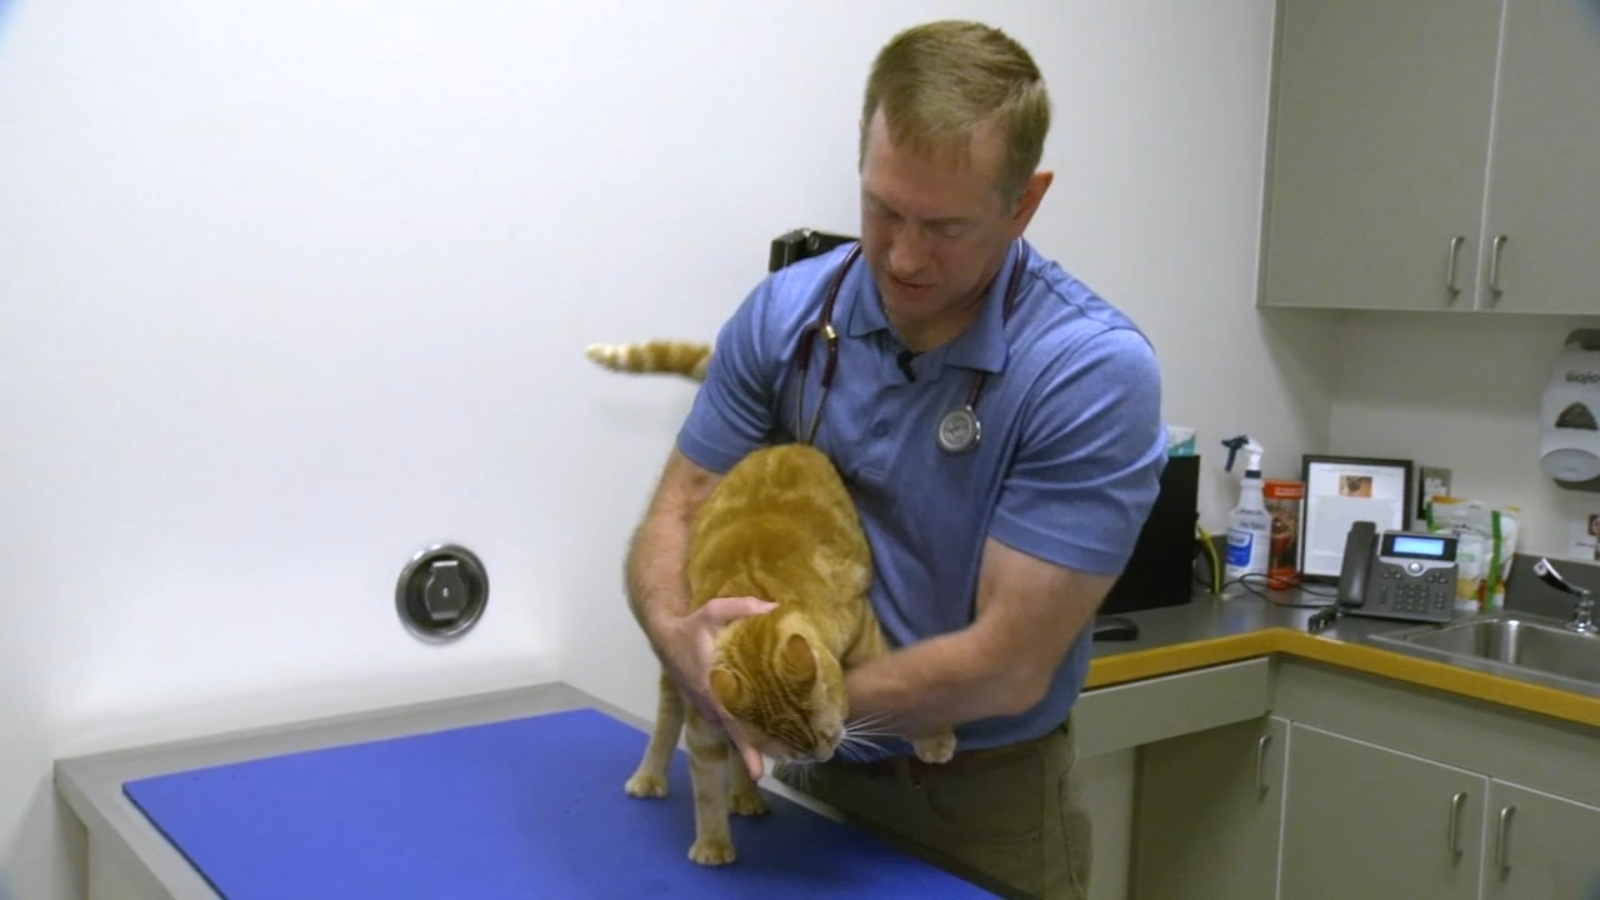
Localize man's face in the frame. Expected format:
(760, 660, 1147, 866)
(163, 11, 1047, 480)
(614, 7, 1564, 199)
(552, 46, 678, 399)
(857, 109, 1043, 347)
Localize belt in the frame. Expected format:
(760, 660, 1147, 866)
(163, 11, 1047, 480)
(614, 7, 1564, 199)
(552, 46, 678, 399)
(833, 720, 1068, 787)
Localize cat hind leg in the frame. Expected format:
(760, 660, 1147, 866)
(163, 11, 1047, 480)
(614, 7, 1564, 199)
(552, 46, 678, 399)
(624, 670, 684, 799)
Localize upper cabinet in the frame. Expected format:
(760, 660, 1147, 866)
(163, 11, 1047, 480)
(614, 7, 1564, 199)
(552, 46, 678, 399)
(1258, 0, 1600, 314)
(1477, 0, 1600, 314)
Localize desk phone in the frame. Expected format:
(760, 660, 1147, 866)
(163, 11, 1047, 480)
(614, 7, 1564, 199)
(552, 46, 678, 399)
(1337, 521, 1459, 623)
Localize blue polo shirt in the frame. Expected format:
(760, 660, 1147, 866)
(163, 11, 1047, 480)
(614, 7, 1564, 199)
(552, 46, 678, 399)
(677, 238, 1167, 753)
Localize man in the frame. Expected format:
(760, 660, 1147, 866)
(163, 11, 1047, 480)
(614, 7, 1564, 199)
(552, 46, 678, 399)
(624, 19, 1166, 900)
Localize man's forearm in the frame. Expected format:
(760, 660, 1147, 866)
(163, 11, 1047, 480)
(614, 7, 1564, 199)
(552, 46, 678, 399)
(625, 449, 723, 648)
(845, 538, 1111, 741)
(624, 511, 693, 642)
(844, 627, 1041, 736)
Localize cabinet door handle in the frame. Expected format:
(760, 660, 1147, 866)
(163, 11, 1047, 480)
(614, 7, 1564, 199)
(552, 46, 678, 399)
(1496, 804, 1516, 875)
(1445, 235, 1465, 299)
(1447, 791, 1467, 861)
(1254, 734, 1272, 799)
(1488, 234, 1508, 303)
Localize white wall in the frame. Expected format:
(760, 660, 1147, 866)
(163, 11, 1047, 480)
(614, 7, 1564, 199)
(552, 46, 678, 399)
(1329, 310, 1600, 560)
(1, 1, 1313, 897)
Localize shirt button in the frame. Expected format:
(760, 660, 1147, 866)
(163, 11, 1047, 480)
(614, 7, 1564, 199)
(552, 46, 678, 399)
(871, 421, 891, 438)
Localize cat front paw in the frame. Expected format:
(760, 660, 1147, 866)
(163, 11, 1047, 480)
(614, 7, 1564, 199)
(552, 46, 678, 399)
(688, 836, 737, 866)
(911, 730, 957, 764)
(624, 769, 668, 798)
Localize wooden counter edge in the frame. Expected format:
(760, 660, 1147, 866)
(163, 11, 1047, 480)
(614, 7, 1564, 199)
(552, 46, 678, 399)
(1085, 627, 1600, 730)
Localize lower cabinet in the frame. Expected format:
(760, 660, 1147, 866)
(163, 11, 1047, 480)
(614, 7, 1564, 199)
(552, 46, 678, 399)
(1132, 717, 1600, 899)
(1279, 724, 1483, 900)
(1132, 715, 1288, 900)
(1482, 780, 1600, 900)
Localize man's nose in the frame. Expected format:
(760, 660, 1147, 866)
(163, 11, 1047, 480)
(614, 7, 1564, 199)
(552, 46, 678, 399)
(888, 230, 930, 277)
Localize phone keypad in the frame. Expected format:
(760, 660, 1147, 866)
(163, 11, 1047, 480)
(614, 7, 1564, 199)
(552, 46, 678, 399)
(1374, 565, 1454, 620)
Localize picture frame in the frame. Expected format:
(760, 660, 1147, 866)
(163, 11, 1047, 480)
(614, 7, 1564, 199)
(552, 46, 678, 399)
(1298, 454, 1415, 582)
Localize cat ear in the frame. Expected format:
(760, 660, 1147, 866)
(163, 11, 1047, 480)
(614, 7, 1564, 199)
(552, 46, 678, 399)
(780, 632, 817, 684)
(709, 667, 744, 712)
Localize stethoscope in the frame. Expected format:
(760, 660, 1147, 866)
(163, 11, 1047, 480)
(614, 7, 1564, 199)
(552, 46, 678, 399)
(792, 240, 1026, 454)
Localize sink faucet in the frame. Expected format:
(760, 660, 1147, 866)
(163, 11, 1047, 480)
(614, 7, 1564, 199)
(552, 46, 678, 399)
(1532, 558, 1598, 635)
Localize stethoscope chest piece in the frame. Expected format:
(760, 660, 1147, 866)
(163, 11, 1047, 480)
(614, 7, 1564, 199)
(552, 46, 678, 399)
(793, 237, 1026, 454)
(937, 406, 981, 454)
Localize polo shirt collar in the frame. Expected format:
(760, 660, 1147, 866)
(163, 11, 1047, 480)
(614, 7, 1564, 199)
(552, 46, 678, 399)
(843, 239, 1026, 375)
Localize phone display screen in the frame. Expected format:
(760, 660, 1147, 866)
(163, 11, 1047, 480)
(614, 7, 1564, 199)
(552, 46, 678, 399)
(1382, 533, 1454, 560)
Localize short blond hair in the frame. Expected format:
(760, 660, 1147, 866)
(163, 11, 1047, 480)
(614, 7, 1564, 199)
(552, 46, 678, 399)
(860, 20, 1051, 205)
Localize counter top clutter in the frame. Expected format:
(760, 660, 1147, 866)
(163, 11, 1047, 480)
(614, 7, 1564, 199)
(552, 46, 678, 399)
(57, 593, 1600, 900)
(1086, 590, 1600, 728)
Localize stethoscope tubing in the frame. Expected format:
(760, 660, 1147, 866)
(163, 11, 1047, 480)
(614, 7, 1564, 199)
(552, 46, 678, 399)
(792, 240, 1026, 453)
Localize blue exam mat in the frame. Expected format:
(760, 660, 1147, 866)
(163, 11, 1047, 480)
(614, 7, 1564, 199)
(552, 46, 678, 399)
(122, 707, 996, 898)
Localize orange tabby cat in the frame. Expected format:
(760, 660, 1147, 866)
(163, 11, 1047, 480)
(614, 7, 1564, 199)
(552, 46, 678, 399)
(587, 339, 712, 381)
(622, 442, 957, 866)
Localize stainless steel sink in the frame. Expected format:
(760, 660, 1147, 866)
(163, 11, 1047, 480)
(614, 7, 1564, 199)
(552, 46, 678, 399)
(1370, 611, 1600, 697)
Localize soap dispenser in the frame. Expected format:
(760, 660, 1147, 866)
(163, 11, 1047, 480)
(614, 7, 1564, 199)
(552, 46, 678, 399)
(1540, 328, 1600, 488)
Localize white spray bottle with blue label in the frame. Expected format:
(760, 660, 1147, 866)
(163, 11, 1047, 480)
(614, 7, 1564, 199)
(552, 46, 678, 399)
(1221, 435, 1271, 584)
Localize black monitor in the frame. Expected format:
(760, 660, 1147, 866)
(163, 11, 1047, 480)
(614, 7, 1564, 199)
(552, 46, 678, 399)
(768, 228, 857, 273)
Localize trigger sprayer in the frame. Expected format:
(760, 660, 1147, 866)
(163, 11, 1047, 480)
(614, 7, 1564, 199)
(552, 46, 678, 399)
(1221, 435, 1271, 585)
(1221, 434, 1264, 476)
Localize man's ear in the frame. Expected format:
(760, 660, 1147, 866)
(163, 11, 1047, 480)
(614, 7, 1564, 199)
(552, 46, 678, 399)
(1007, 170, 1055, 236)
(709, 667, 745, 712)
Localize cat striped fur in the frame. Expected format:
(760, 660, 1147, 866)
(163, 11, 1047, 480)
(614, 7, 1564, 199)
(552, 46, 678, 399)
(586, 340, 712, 382)
(622, 442, 957, 866)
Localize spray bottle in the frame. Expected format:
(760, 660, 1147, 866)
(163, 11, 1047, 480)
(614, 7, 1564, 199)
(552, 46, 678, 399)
(1221, 435, 1271, 584)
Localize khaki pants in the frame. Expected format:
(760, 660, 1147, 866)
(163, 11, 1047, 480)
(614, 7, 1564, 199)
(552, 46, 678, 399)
(776, 718, 1091, 900)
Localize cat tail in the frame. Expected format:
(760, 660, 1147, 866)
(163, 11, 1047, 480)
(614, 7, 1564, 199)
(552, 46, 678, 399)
(585, 340, 712, 382)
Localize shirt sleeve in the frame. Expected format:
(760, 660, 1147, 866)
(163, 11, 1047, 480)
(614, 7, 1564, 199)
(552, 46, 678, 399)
(675, 279, 779, 474)
(989, 326, 1169, 576)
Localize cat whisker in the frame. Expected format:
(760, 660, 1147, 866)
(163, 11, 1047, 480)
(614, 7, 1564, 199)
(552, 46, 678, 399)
(840, 728, 885, 745)
(842, 727, 898, 742)
(774, 758, 817, 791)
(844, 712, 895, 732)
(841, 728, 900, 747)
(838, 734, 889, 759)
(843, 716, 898, 737)
(835, 741, 877, 763)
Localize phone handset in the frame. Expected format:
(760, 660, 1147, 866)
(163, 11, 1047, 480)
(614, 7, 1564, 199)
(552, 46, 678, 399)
(1337, 520, 1379, 609)
(1310, 519, 1379, 633)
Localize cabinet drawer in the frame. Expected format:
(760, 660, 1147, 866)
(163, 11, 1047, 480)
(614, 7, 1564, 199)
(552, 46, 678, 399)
(1073, 657, 1270, 756)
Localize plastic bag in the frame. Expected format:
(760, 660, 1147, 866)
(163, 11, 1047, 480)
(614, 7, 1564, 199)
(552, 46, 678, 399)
(1424, 496, 1520, 612)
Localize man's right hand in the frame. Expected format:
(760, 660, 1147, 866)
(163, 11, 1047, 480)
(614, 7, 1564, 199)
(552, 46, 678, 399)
(649, 595, 778, 782)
